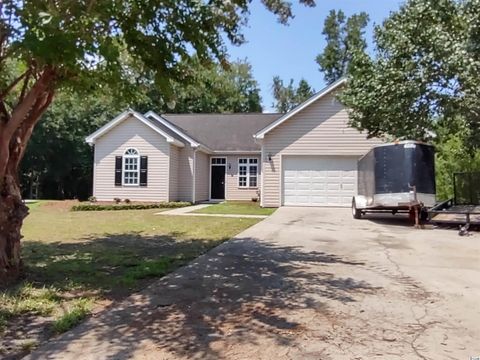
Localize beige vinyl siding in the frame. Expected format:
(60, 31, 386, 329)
(194, 151, 209, 202)
(262, 91, 382, 207)
(93, 115, 170, 202)
(169, 145, 179, 201)
(223, 154, 261, 201)
(176, 145, 194, 202)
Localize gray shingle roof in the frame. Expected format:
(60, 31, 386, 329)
(143, 115, 186, 143)
(161, 113, 283, 151)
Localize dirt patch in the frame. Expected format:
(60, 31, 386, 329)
(39, 200, 79, 211)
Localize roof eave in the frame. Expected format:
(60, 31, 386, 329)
(212, 150, 261, 154)
(84, 110, 185, 147)
(167, 138, 186, 147)
(85, 109, 132, 145)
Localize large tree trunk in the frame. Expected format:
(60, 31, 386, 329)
(0, 167, 28, 285)
(0, 67, 56, 285)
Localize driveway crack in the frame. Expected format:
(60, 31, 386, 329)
(373, 233, 435, 360)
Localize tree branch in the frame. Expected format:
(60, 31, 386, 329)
(0, 100, 9, 123)
(0, 69, 30, 101)
(12, 88, 55, 169)
(18, 69, 32, 104)
(0, 31, 7, 60)
(0, 66, 56, 181)
(4, 66, 56, 140)
(87, 0, 97, 13)
(28, 88, 54, 127)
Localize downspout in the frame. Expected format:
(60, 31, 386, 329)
(254, 136, 265, 207)
(260, 143, 264, 207)
(89, 142, 96, 199)
(192, 148, 197, 203)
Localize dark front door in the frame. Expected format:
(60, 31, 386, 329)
(211, 166, 226, 199)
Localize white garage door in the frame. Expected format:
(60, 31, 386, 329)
(282, 156, 357, 207)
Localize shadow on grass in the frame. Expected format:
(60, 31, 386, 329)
(1, 233, 227, 360)
(26, 236, 380, 360)
(22, 232, 225, 298)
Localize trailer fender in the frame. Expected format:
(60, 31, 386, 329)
(352, 197, 363, 219)
(353, 195, 368, 209)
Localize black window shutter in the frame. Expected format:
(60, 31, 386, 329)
(140, 156, 148, 186)
(115, 156, 122, 186)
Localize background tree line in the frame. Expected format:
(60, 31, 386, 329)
(20, 57, 263, 200)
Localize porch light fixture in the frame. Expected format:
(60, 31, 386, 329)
(228, 163, 232, 170)
(267, 153, 272, 162)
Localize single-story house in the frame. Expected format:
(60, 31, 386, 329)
(86, 78, 381, 207)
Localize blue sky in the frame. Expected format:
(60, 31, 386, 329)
(227, 0, 404, 112)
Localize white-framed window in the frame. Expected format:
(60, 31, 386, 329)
(123, 148, 140, 186)
(238, 158, 258, 188)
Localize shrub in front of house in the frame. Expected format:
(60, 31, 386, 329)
(71, 202, 192, 211)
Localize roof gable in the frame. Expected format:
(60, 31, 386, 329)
(254, 78, 346, 139)
(85, 110, 185, 147)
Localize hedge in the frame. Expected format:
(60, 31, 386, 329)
(71, 202, 192, 212)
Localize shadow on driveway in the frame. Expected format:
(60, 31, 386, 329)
(26, 236, 379, 360)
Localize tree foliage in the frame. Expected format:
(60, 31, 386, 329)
(316, 9, 369, 84)
(434, 118, 480, 200)
(340, 0, 480, 150)
(272, 77, 314, 112)
(138, 57, 262, 114)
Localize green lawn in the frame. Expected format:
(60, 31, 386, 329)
(25, 200, 45, 210)
(193, 201, 277, 216)
(0, 201, 260, 357)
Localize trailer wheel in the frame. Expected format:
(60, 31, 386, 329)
(420, 208, 429, 222)
(352, 198, 362, 219)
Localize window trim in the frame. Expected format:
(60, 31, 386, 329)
(122, 148, 140, 186)
(238, 158, 258, 188)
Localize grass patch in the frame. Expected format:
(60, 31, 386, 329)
(52, 298, 92, 334)
(193, 201, 277, 216)
(25, 200, 45, 211)
(1, 200, 261, 357)
(120, 257, 182, 286)
(19, 340, 39, 352)
(0, 283, 61, 325)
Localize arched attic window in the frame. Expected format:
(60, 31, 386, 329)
(123, 148, 140, 186)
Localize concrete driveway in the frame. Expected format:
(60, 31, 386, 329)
(26, 208, 480, 360)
